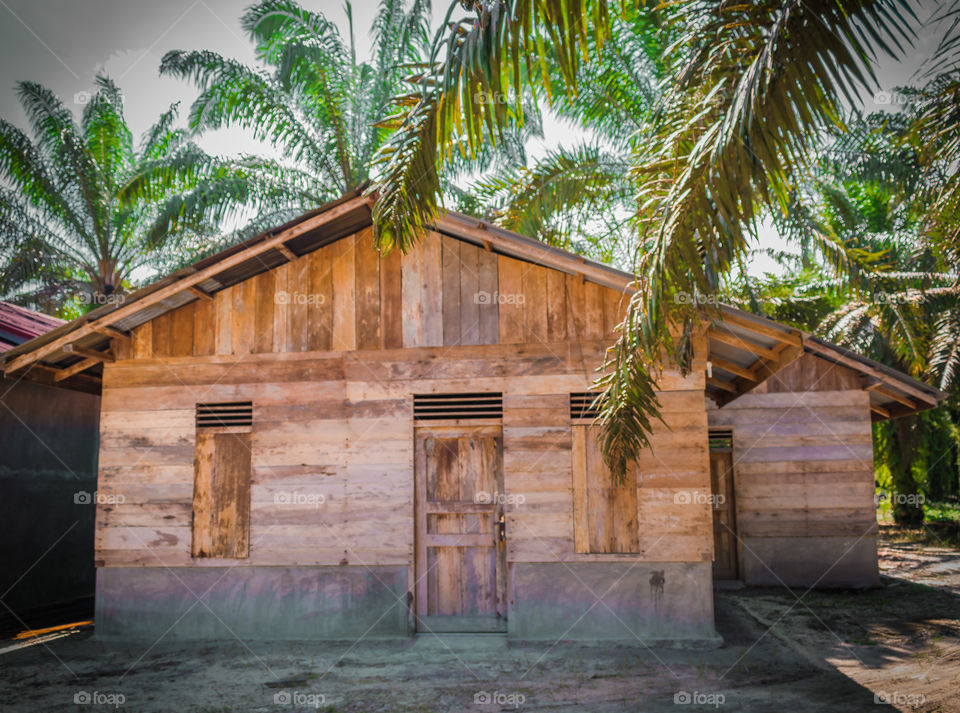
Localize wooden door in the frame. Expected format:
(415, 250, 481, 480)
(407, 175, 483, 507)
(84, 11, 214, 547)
(414, 425, 506, 632)
(709, 449, 739, 579)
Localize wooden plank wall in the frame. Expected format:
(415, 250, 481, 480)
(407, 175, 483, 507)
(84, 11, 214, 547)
(708, 381, 876, 540)
(97, 230, 713, 570)
(116, 229, 626, 361)
(503, 336, 713, 566)
(752, 353, 865, 394)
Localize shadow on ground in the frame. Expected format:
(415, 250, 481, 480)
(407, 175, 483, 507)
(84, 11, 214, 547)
(3, 571, 957, 712)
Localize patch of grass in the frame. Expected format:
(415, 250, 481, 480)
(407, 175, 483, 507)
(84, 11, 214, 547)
(877, 497, 960, 548)
(925, 500, 960, 542)
(880, 522, 960, 549)
(924, 500, 960, 520)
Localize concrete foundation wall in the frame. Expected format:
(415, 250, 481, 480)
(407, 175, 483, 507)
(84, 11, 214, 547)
(742, 536, 879, 588)
(509, 562, 718, 642)
(96, 562, 719, 642)
(0, 377, 99, 613)
(95, 566, 411, 640)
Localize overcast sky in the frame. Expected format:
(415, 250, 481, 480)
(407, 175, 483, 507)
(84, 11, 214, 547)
(0, 0, 950, 274)
(0, 0, 449, 156)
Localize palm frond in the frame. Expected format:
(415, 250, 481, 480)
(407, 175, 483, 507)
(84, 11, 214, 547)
(593, 0, 919, 475)
(472, 141, 631, 247)
(243, 0, 348, 66)
(545, 6, 666, 145)
(0, 118, 89, 241)
(371, 0, 613, 251)
(81, 75, 134, 194)
(160, 49, 343, 188)
(16, 81, 107, 248)
(919, 0, 960, 78)
(140, 102, 184, 160)
(142, 156, 322, 247)
(929, 304, 960, 390)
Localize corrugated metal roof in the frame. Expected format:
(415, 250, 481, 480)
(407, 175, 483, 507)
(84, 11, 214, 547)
(0, 302, 64, 352)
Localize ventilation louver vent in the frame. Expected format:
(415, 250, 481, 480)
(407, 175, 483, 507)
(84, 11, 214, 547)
(196, 401, 253, 429)
(709, 429, 733, 450)
(414, 393, 503, 420)
(570, 392, 601, 420)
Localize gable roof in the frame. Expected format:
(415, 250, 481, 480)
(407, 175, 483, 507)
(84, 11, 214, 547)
(0, 193, 947, 417)
(0, 302, 64, 353)
(0, 190, 632, 386)
(705, 305, 945, 419)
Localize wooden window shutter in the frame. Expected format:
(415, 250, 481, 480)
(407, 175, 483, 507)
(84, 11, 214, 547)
(571, 424, 639, 554)
(192, 403, 252, 559)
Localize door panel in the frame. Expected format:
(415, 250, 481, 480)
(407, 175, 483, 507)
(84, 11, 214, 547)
(415, 426, 506, 631)
(709, 449, 739, 579)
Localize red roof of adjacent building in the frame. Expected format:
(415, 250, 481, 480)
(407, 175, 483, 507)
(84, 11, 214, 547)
(0, 301, 64, 352)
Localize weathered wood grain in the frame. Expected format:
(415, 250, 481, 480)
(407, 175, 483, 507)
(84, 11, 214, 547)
(477, 248, 499, 344)
(354, 228, 381, 350)
(253, 270, 276, 353)
(331, 234, 357, 351)
(214, 288, 232, 355)
(442, 236, 461, 346)
(497, 255, 523, 344)
(380, 245, 403, 349)
(421, 231, 444, 347)
(459, 241, 481, 346)
(710, 387, 877, 554)
(287, 252, 310, 352)
(193, 297, 215, 356)
(192, 431, 251, 559)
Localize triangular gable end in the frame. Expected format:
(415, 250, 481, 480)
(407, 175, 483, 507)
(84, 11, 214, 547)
(118, 225, 631, 360)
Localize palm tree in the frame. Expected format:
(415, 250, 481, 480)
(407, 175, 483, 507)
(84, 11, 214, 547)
(730, 114, 960, 525)
(159, 0, 433, 235)
(909, 1, 960, 258)
(372, 0, 931, 476)
(472, 142, 633, 264)
(466, 8, 666, 267)
(0, 76, 281, 316)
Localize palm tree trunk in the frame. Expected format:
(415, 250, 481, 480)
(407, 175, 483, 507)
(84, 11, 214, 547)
(886, 416, 925, 528)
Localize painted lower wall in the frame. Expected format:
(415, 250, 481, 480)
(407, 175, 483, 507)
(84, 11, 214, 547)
(510, 562, 718, 643)
(740, 536, 878, 588)
(95, 562, 719, 642)
(95, 566, 411, 640)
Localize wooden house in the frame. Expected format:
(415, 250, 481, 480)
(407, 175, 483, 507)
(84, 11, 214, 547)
(2, 191, 945, 642)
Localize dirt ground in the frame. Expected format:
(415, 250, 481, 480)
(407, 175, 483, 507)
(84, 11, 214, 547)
(2, 535, 958, 713)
